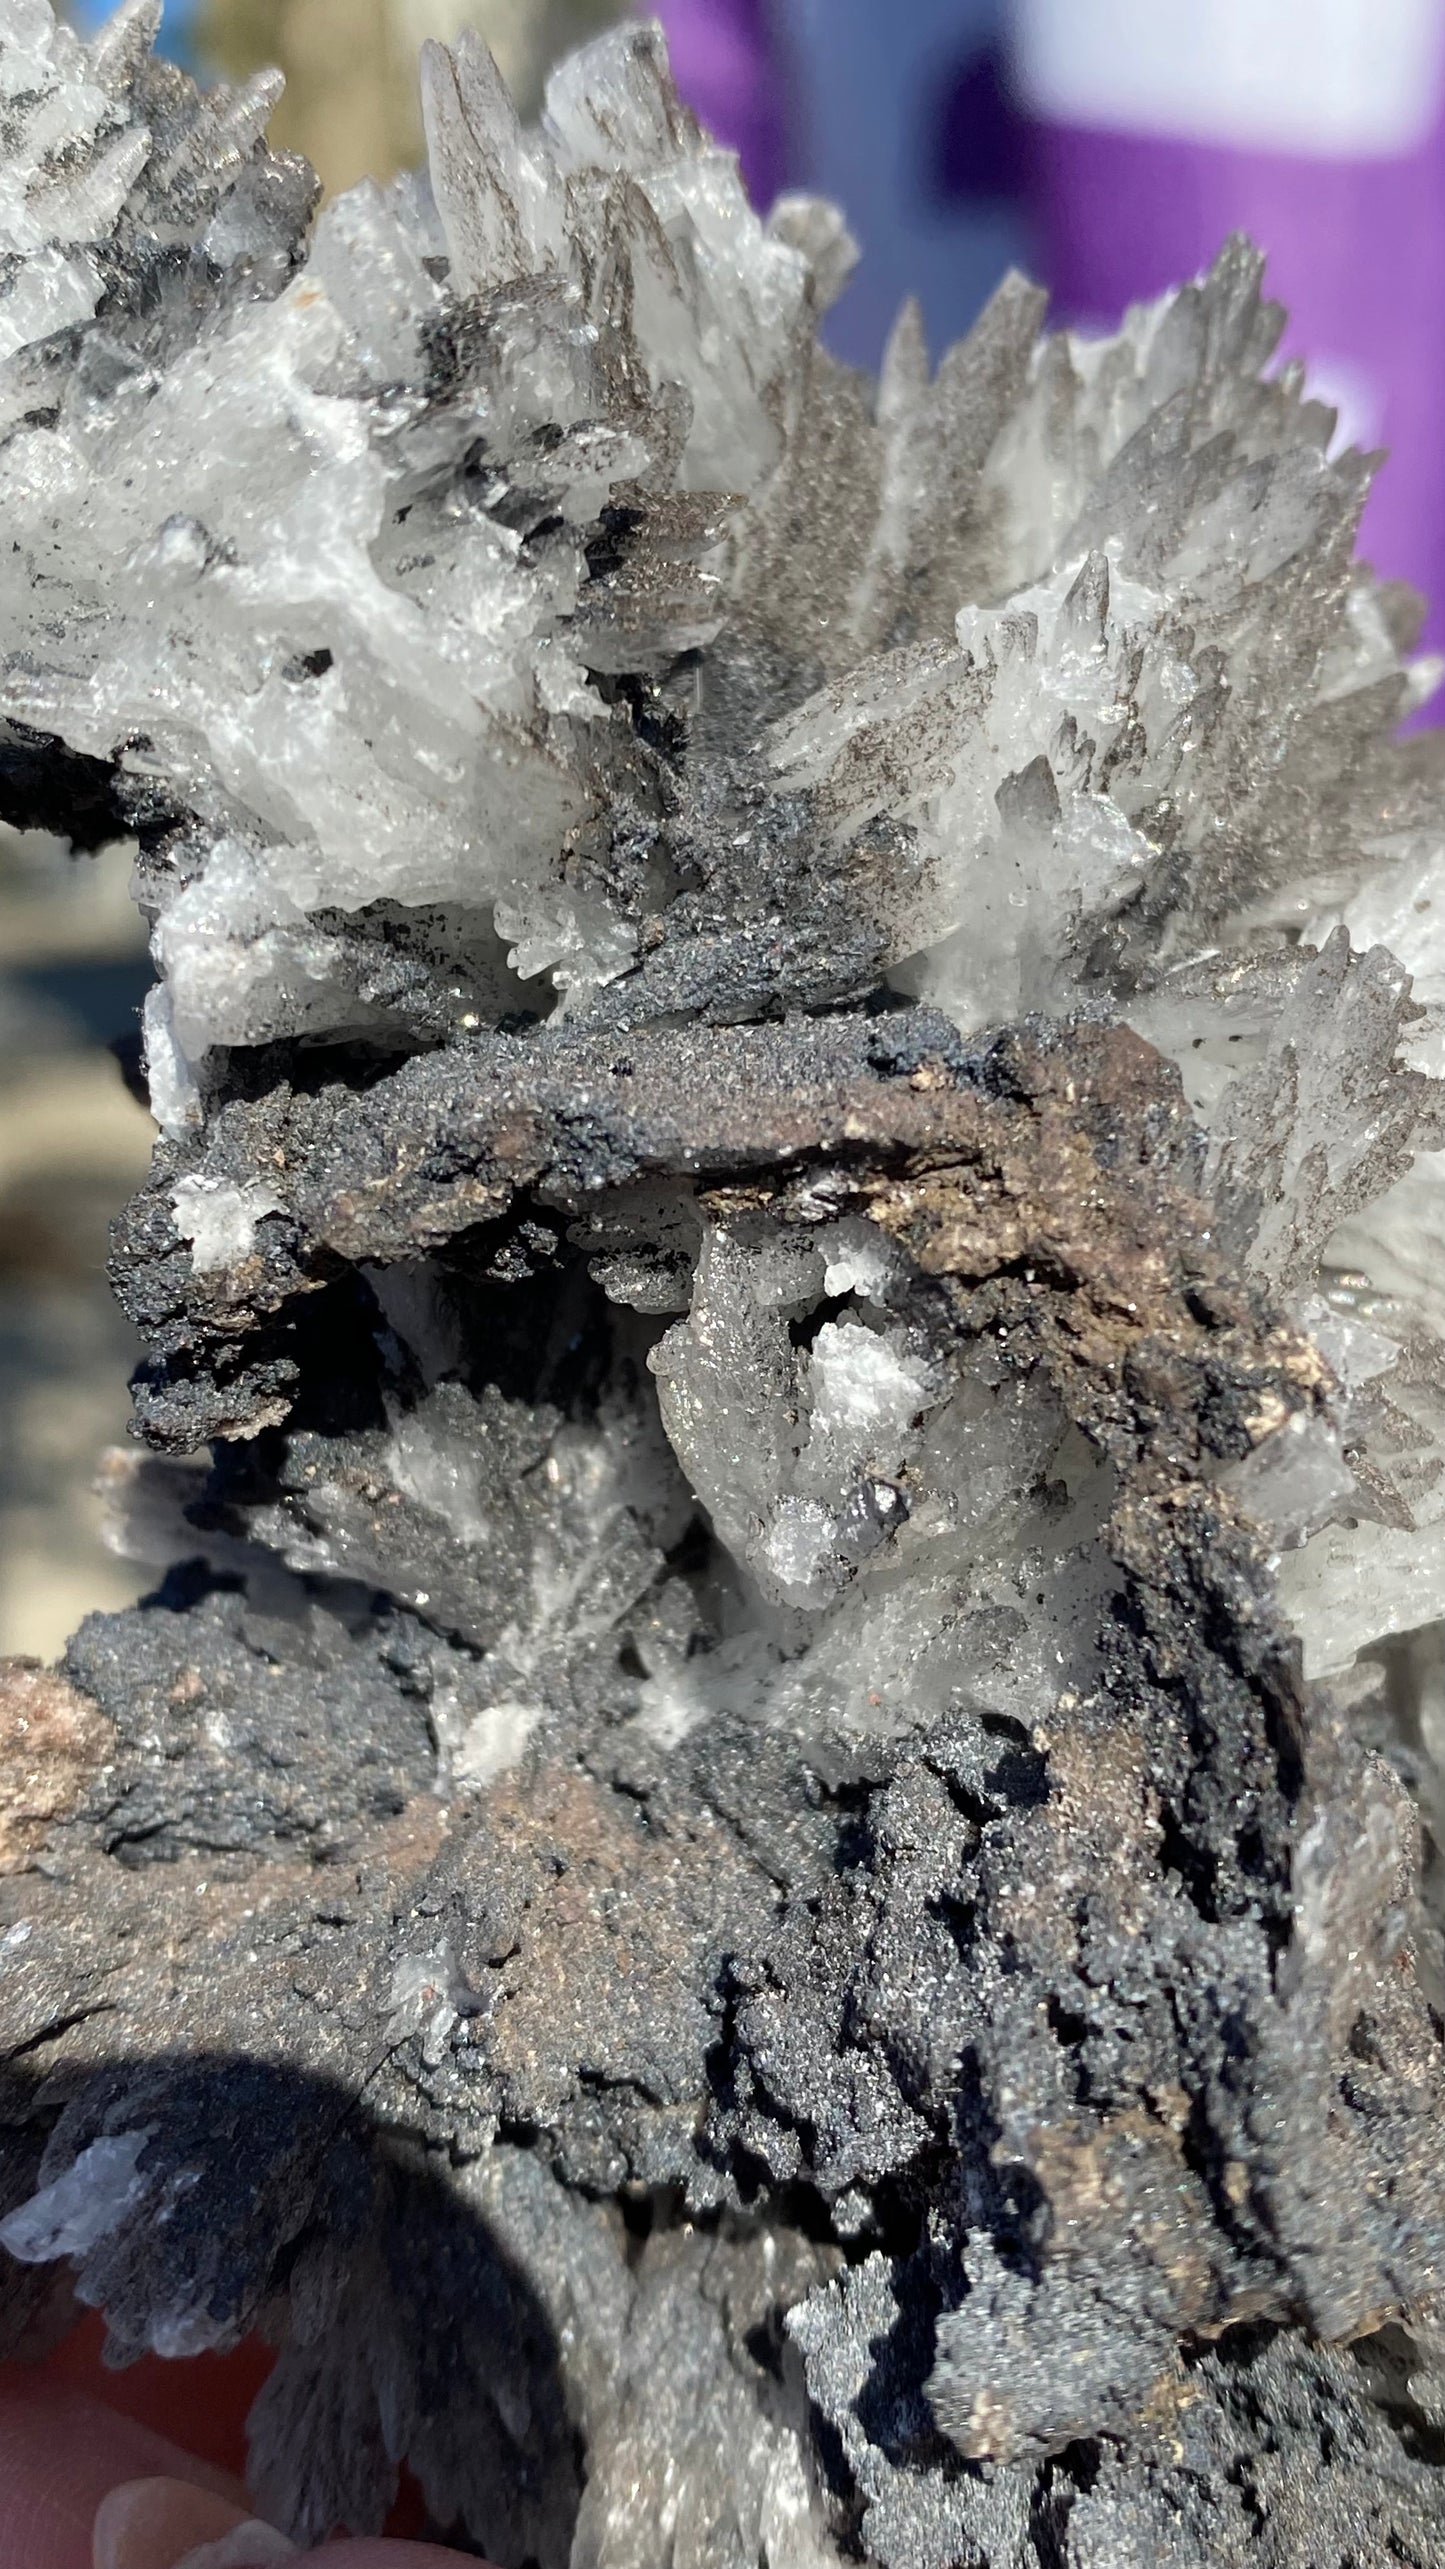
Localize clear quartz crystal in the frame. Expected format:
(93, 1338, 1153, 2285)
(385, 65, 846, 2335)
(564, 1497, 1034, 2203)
(0, 2130, 149, 2262)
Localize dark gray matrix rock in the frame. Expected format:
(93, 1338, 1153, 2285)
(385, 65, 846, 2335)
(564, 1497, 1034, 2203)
(2, 5, 1445, 2561)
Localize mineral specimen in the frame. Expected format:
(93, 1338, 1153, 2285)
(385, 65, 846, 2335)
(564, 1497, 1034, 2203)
(2, 5, 1445, 2563)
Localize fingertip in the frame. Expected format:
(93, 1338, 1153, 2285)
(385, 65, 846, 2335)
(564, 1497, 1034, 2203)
(0, 2386, 243, 2569)
(91, 2477, 255, 2569)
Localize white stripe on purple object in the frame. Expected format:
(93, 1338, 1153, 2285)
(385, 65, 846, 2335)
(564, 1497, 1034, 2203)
(1012, 0, 1445, 659)
(1012, 0, 1445, 157)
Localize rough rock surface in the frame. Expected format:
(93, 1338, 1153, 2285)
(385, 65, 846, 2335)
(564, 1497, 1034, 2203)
(3, 6, 1445, 2563)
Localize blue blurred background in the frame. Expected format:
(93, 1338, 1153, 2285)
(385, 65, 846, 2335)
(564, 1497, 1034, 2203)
(72, 0, 197, 47)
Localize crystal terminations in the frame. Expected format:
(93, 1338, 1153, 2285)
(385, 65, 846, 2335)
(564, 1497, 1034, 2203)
(3, 6, 1445, 2564)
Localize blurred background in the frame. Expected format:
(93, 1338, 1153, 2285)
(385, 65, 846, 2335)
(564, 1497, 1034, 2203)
(11, 0, 1445, 1657)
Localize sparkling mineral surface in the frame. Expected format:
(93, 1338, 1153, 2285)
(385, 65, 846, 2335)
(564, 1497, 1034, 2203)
(3, 6, 1445, 2563)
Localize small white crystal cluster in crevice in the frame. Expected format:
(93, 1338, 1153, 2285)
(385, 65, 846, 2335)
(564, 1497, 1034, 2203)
(645, 1214, 1110, 1740)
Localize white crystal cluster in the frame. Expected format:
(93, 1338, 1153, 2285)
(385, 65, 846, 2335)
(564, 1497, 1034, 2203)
(1, 0, 1443, 1753)
(641, 1214, 1109, 1742)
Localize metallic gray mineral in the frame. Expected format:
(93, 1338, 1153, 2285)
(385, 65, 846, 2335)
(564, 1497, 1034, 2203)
(2, 4, 1445, 2562)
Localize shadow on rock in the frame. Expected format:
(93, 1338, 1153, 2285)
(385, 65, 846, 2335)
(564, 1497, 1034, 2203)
(0, 2052, 583, 2564)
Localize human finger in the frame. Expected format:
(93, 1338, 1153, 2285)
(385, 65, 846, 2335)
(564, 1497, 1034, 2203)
(293, 2548, 489, 2567)
(0, 2385, 242, 2569)
(91, 2478, 488, 2569)
(91, 2477, 263, 2568)
(0, 2309, 272, 2480)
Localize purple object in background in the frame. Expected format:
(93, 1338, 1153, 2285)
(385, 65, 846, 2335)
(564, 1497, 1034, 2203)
(1011, 0, 1445, 655)
(655, 0, 1445, 655)
(656, 0, 1029, 371)
(653, 0, 787, 211)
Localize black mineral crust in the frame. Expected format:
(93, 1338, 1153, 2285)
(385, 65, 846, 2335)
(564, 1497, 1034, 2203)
(3, 9, 1445, 2567)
